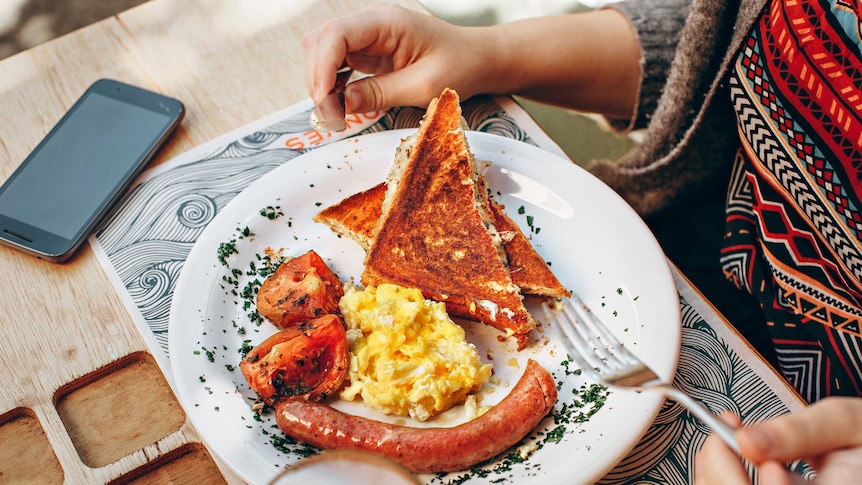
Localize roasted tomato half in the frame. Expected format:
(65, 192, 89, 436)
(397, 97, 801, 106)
(240, 314, 348, 405)
(257, 250, 344, 329)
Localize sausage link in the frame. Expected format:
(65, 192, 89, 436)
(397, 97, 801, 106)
(275, 358, 557, 474)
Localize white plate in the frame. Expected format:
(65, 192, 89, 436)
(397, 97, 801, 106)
(169, 130, 681, 485)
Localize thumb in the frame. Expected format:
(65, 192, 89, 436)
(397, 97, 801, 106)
(737, 397, 862, 464)
(343, 72, 440, 113)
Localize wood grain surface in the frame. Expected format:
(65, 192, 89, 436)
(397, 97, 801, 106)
(0, 0, 421, 482)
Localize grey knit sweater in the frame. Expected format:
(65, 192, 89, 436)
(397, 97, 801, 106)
(588, 0, 768, 217)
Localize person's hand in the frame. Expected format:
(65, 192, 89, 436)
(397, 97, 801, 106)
(303, 4, 640, 118)
(302, 4, 493, 114)
(694, 397, 862, 484)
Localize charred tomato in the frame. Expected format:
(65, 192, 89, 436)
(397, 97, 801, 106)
(257, 249, 344, 329)
(240, 314, 348, 404)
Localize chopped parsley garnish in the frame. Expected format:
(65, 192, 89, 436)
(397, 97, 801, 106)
(201, 347, 215, 363)
(217, 240, 238, 266)
(239, 339, 254, 358)
(259, 205, 283, 220)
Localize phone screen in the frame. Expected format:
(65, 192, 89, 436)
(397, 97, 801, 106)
(0, 92, 173, 239)
(0, 79, 184, 261)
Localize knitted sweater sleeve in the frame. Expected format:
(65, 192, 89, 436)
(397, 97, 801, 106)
(604, 0, 692, 132)
(584, 0, 762, 217)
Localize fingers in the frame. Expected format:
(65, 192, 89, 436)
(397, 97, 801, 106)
(303, 4, 429, 107)
(697, 399, 862, 485)
(737, 397, 862, 464)
(342, 69, 439, 113)
(756, 461, 802, 485)
(303, 4, 477, 112)
(302, 9, 365, 104)
(695, 412, 750, 485)
(695, 435, 751, 485)
(813, 446, 862, 483)
(301, 18, 356, 104)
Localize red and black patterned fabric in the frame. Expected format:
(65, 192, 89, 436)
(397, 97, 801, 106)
(722, 0, 862, 402)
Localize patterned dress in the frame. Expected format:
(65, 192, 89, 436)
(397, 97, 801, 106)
(722, 0, 862, 402)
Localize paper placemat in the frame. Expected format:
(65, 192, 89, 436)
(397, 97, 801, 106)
(91, 95, 807, 484)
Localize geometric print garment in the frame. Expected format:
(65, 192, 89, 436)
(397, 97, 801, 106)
(721, 0, 862, 402)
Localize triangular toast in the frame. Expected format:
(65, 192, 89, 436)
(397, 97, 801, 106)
(359, 88, 537, 349)
(476, 180, 570, 299)
(314, 180, 570, 299)
(314, 181, 386, 251)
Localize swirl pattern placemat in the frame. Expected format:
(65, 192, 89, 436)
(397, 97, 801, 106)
(91, 96, 807, 484)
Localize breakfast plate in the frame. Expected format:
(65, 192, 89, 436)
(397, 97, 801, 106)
(168, 130, 681, 484)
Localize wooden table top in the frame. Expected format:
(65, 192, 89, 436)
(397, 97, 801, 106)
(0, 1, 420, 482)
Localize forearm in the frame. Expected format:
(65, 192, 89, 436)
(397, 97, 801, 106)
(477, 9, 641, 120)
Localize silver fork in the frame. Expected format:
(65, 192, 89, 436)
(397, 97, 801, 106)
(544, 294, 740, 452)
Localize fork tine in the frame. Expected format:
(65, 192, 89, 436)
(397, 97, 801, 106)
(566, 293, 640, 369)
(547, 300, 632, 383)
(544, 303, 605, 376)
(560, 302, 623, 371)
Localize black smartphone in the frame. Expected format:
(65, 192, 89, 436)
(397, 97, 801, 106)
(0, 79, 184, 262)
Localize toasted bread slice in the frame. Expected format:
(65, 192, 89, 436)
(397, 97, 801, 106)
(482, 195, 571, 300)
(315, 180, 570, 299)
(314, 181, 386, 250)
(360, 88, 536, 349)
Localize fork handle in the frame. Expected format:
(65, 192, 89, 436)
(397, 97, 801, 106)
(661, 385, 741, 454)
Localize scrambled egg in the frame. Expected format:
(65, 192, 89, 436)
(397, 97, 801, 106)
(339, 283, 492, 421)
